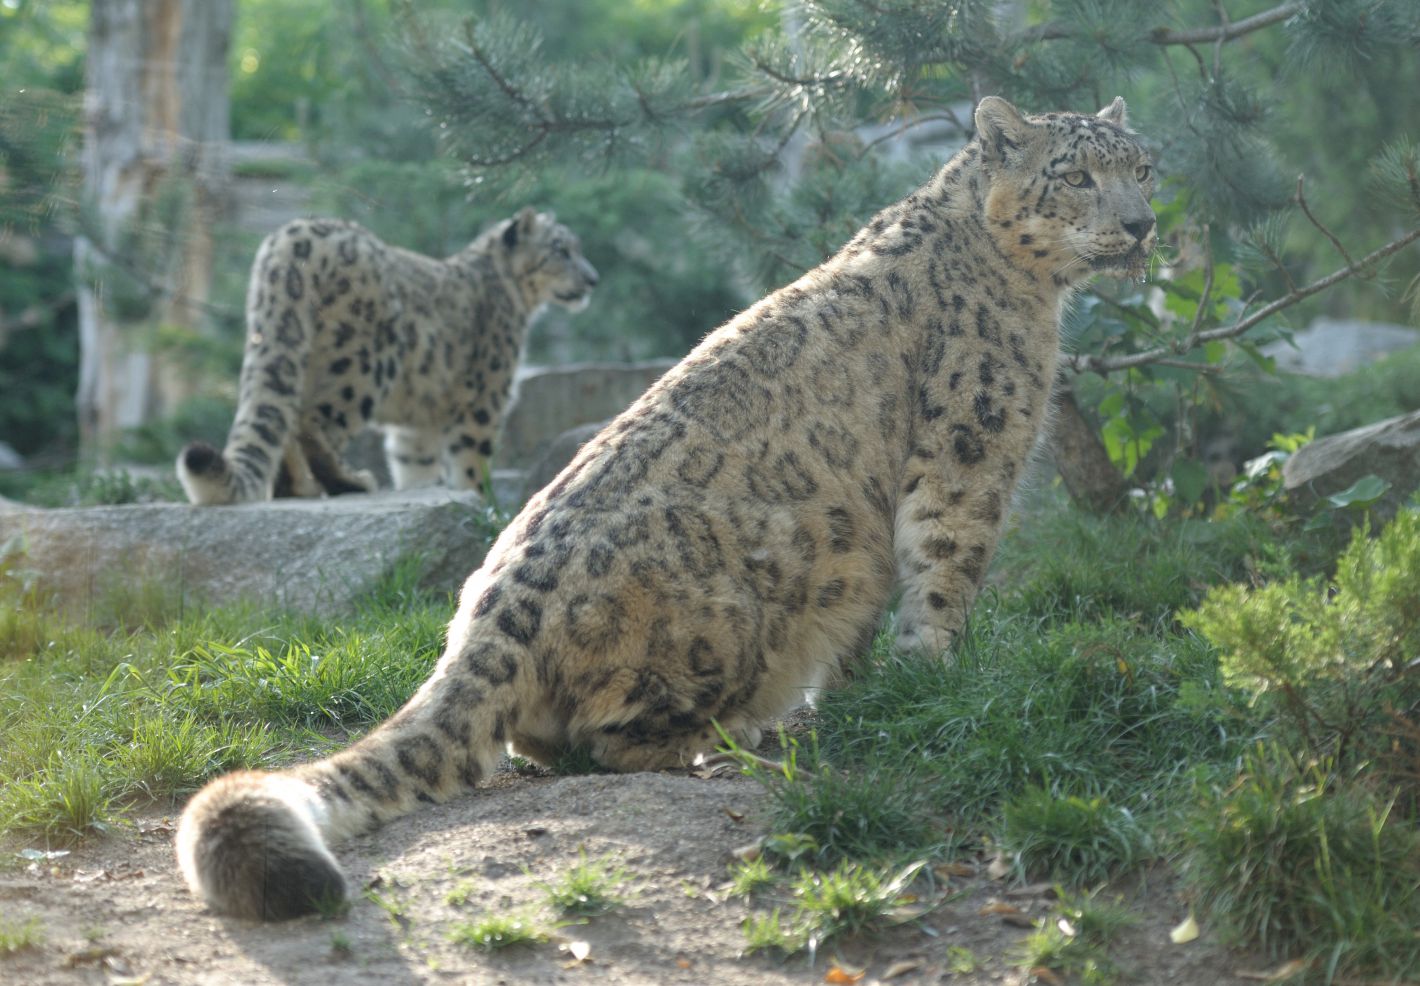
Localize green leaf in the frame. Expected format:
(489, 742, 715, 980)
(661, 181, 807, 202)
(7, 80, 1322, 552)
(1171, 457, 1210, 505)
(1326, 474, 1391, 509)
(1097, 391, 1125, 418)
(1234, 340, 1276, 374)
(1203, 341, 1227, 363)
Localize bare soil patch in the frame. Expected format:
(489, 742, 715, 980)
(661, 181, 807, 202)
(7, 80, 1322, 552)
(2, 765, 1267, 985)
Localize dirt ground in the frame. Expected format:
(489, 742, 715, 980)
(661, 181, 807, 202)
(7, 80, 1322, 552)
(1, 761, 1275, 986)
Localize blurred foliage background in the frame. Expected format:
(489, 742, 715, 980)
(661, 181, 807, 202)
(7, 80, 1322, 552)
(0, 0, 1417, 495)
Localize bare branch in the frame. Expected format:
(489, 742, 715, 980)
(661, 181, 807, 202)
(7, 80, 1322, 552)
(857, 112, 965, 161)
(1184, 225, 1215, 347)
(1152, 2, 1301, 45)
(1020, 2, 1301, 47)
(1294, 175, 1356, 270)
(1067, 224, 1420, 375)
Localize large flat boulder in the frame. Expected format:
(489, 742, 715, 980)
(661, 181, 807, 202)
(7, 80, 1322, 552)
(0, 488, 489, 618)
(1283, 409, 1420, 521)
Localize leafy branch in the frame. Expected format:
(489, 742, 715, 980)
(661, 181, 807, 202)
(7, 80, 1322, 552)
(1067, 223, 1420, 376)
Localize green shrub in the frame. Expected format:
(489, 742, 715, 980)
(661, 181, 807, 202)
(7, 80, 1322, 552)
(1182, 509, 1420, 794)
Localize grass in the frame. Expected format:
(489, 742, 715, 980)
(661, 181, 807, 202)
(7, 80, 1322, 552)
(538, 850, 629, 915)
(1017, 890, 1136, 985)
(727, 855, 777, 897)
(746, 612, 1251, 866)
(739, 859, 924, 957)
(1183, 749, 1420, 975)
(1001, 788, 1154, 886)
(448, 912, 549, 952)
(0, 914, 44, 954)
(0, 560, 449, 842)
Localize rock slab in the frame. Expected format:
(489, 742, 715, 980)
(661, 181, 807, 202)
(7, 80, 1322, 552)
(0, 488, 490, 617)
(1283, 408, 1420, 521)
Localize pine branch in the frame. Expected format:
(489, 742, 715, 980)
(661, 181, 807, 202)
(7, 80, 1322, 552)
(0, 291, 76, 344)
(1066, 223, 1420, 375)
(1020, 2, 1302, 46)
(1151, 2, 1302, 44)
(1294, 175, 1355, 270)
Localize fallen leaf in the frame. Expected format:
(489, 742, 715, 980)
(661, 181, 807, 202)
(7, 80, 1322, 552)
(63, 946, 119, 968)
(1235, 959, 1310, 981)
(723, 806, 746, 823)
(730, 839, 764, 863)
(824, 962, 866, 984)
(1169, 911, 1200, 944)
(987, 852, 1013, 880)
(933, 861, 976, 879)
(1001, 912, 1037, 929)
(979, 900, 1023, 917)
(1056, 917, 1076, 938)
(565, 940, 591, 962)
(1005, 882, 1056, 899)
(1029, 966, 1066, 985)
(882, 958, 923, 979)
(675, 955, 692, 970)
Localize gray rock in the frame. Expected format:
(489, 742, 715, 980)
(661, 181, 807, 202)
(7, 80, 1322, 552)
(0, 441, 23, 471)
(1282, 409, 1420, 521)
(522, 420, 608, 502)
(1263, 317, 1418, 378)
(0, 487, 490, 617)
(496, 359, 675, 470)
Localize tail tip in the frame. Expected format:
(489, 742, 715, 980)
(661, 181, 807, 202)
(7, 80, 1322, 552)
(180, 441, 223, 476)
(177, 772, 348, 921)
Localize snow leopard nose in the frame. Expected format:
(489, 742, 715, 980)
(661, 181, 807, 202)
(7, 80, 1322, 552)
(1122, 217, 1155, 244)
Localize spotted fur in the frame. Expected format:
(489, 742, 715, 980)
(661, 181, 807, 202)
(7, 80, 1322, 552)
(177, 98, 1156, 919)
(176, 208, 598, 504)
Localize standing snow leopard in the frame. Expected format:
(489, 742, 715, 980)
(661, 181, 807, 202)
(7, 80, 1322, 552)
(177, 97, 1156, 919)
(177, 208, 598, 504)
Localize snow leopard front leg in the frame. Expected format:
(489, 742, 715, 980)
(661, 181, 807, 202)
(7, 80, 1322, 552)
(384, 426, 444, 489)
(891, 351, 1050, 656)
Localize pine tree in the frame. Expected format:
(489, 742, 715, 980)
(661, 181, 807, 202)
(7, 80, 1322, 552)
(404, 0, 1420, 511)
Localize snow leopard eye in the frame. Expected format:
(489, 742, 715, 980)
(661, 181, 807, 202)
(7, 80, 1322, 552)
(1135, 164, 1152, 182)
(1062, 170, 1092, 188)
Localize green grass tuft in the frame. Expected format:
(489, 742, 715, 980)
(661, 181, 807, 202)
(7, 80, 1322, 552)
(1001, 787, 1154, 886)
(538, 850, 629, 915)
(740, 859, 924, 957)
(1017, 889, 1135, 985)
(1184, 748, 1420, 975)
(0, 914, 44, 954)
(448, 912, 548, 952)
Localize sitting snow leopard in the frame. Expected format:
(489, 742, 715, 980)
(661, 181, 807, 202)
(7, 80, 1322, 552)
(178, 97, 1156, 919)
(176, 208, 598, 505)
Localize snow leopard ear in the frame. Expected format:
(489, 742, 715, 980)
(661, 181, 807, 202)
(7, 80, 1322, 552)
(1097, 97, 1128, 128)
(975, 96, 1033, 164)
(503, 207, 539, 249)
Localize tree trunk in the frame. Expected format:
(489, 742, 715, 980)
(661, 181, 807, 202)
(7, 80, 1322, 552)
(74, 0, 232, 456)
(1051, 385, 1129, 513)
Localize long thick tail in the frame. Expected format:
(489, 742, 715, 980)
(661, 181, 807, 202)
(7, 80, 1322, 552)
(177, 651, 517, 919)
(177, 228, 316, 505)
